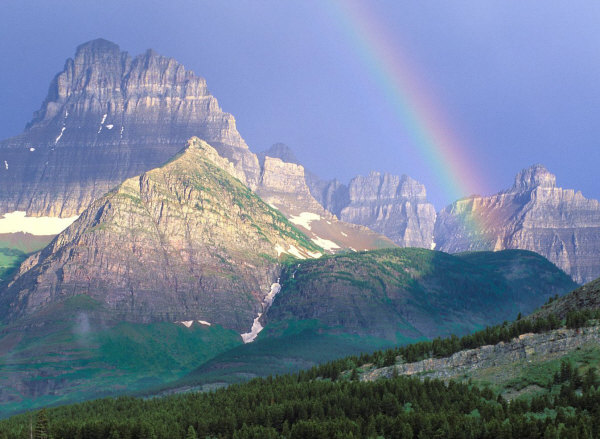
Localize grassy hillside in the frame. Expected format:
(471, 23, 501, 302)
(0, 295, 242, 417)
(175, 248, 575, 391)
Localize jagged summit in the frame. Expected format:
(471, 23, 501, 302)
(435, 165, 600, 283)
(258, 143, 300, 166)
(511, 164, 556, 192)
(0, 39, 258, 217)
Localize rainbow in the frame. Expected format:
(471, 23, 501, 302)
(324, 0, 485, 205)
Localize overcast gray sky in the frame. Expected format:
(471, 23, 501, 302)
(1, 1, 599, 208)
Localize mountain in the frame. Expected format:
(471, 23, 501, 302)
(0, 39, 259, 218)
(1, 138, 322, 331)
(266, 248, 575, 339)
(260, 143, 436, 249)
(435, 164, 600, 284)
(175, 248, 575, 388)
(0, 40, 392, 254)
(531, 276, 600, 320)
(337, 172, 436, 248)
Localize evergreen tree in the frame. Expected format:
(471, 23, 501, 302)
(34, 409, 50, 439)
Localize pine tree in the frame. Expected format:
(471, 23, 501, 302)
(34, 408, 50, 439)
(185, 425, 197, 439)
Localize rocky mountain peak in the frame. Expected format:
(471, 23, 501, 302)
(258, 143, 300, 166)
(511, 164, 557, 192)
(0, 39, 256, 217)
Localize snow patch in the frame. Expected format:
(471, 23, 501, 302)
(55, 126, 66, 144)
(120, 126, 124, 138)
(341, 231, 348, 237)
(180, 320, 193, 328)
(430, 240, 436, 250)
(106, 124, 114, 130)
(241, 282, 281, 343)
(0, 211, 79, 235)
(311, 236, 340, 252)
(274, 244, 285, 256)
(288, 212, 321, 231)
(307, 250, 322, 258)
(287, 245, 306, 259)
(98, 114, 107, 133)
(197, 320, 211, 326)
(4, 161, 7, 170)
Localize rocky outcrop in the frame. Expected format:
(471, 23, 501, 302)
(362, 326, 600, 382)
(2, 138, 322, 332)
(0, 39, 259, 218)
(434, 165, 600, 284)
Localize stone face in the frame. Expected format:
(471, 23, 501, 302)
(2, 138, 321, 332)
(339, 172, 437, 248)
(434, 165, 600, 284)
(0, 39, 259, 218)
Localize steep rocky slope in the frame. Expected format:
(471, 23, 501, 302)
(531, 276, 600, 320)
(265, 248, 576, 340)
(260, 143, 436, 249)
(255, 156, 396, 253)
(338, 172, 436, 248)
(435, 165, 600, 284)
(1, 138, 322, 332)
(0, 39, 259, 218)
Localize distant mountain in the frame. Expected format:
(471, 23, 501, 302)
(261, 143, 436, 249)
(2, 138, 321, 331)
(0, 38, 259, 218)
(435, 164, 600, 283)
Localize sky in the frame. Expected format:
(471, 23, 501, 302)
(1, 1, 599, 209)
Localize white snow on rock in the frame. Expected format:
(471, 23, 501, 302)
(287, 245, 306, 259)
(241, 282, 281, 343)
(180, 320, 194, 328)
(120, 126, 124, 138)
(4, 161, 7, 170)
(311, 236, 340, 251)
(197, 320, 211, 326)
(29, 147, 36, 152)
(106, 124, 114, 130)
(288, 212, 321, 230)
(341, 231, 348, 237)
(430, 240, 437, 250)
(55, 126, 66, 144)
(97, 114, 107, 133)
(274, 244, 285, 256)
(0, 211, 79, 235)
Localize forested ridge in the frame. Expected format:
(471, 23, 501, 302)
(2, 308, 600, 438)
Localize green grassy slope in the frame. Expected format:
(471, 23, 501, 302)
(176, 248, 575, 390)
(0, 295, 242, 418)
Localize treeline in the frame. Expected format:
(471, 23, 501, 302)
(302, 313, 568, 382)
(1, 362, 599, 439)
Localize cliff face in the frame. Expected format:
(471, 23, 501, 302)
(260, 143, 434, 249)
(255, 145, 397, 252)
(2, 138, 321, 332)
(434, 165, 600, 284)
(0, 39, 259, 217)
(338, 172, 436, 249)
